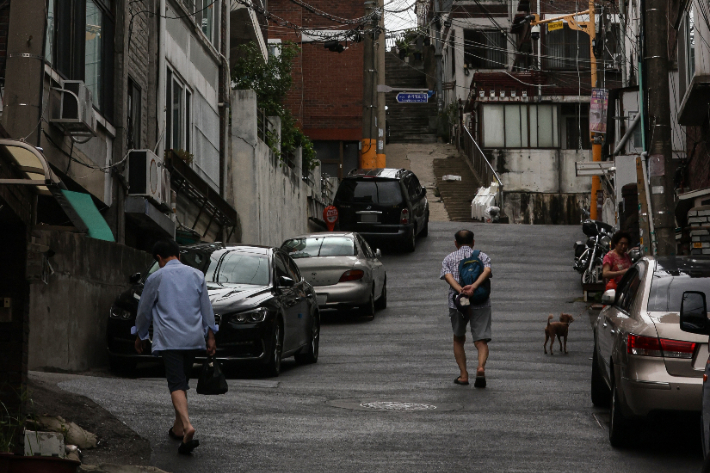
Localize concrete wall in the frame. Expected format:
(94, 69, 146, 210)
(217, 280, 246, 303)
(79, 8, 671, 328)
(491, 148, 592, 194)
(503, 192, 587, 224)
(230, 90, 322, 247)
(28, 231, 151, 371)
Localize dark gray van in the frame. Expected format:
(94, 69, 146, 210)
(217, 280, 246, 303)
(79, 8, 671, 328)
(333, 168, 429, 252)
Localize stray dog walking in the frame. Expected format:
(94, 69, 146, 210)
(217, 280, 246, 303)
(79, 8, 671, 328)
(544, 313, 574, 355)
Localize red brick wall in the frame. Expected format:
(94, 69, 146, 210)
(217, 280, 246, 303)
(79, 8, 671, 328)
(268, 0, 364, 139)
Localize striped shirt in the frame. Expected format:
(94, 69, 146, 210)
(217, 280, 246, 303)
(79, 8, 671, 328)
(440, 246, 492, 310)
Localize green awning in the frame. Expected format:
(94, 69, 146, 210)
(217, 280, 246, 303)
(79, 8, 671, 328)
(60, 189, 115, 242)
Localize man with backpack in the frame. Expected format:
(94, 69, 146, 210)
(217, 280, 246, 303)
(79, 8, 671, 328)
(440, 230, 492, 388)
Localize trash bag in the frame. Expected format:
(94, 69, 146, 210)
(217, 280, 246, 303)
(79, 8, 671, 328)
(484, 206, 500, 223)
(196, 357, 228, 395)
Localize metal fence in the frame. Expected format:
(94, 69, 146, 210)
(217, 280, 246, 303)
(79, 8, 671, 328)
(461, 127, 504, 209)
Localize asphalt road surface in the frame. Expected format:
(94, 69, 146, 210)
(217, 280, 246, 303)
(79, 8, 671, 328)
(60, 222, 703, 472)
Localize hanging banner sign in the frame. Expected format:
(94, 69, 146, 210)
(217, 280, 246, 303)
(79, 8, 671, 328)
(589, 88, 609, 134)
(547, 21, 564, 32)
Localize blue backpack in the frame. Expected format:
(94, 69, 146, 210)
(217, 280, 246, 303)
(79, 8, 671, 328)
(458, 250, 491, 304)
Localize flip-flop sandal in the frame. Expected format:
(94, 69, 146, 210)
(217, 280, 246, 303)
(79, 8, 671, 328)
(168, 428, 183, 441)
(178, 439, 200, 455)
(454, 377, 469, 386)
(474, 374, 486, 388)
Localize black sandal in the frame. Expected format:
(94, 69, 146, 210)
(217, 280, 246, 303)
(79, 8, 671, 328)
(178, 439, 200, 455)
(168, 428, 183, 441)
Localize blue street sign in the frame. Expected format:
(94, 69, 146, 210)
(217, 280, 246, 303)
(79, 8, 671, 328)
(396, 92, 429, 103)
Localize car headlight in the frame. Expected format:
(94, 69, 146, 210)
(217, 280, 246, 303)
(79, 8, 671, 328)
(230, 307, 268, 323)
(110, 306, 133, 320)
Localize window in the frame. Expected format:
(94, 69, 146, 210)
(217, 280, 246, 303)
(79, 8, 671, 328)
(562, 104, 590, 150)
(165, 68, 192, 151)
(648, 270, 710, 312)
(195, 0, 215, 43)
(679, 8, 696, 96)
(127, 78, 141, 149)
(463, 30, 507, 69)
(205, 252, 270, 286)
(45, 0, 115, 119)
(334, 180, 404, 205)
(282, 237, 356, 258)
(285, 255, 302, 282)
(544, 26, 590, 70)
(481, 104, 559, 148)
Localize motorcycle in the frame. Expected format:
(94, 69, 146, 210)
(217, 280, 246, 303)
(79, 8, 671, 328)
(573, 219, 614, 285)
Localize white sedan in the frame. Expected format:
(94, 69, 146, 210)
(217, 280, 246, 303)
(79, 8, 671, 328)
(281, 232, 386, 317)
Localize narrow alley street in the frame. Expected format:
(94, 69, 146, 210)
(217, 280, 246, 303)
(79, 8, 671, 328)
(49, 223, 702, 472)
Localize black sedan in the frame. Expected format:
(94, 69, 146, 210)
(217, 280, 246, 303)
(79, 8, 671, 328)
(106, 244, 320, 377)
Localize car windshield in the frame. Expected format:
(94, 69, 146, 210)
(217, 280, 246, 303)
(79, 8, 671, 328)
(335, 179, 403, 205)
(205, 251, 270, 285)
(144, 250, 211, 278)
(648, 270, 710, 312)
(282, 237, 356, 258)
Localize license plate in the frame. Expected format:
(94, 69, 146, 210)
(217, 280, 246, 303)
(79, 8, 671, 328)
(694, 242, 704, 249)
(316, 294, 327, 306)
(360, 214, 378, 223)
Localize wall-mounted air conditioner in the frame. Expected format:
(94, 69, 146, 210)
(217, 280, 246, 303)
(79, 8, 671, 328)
(50, 80, 96, 137)
(127, 149, 170, 206)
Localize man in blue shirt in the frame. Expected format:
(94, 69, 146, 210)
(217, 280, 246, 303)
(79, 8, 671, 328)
(133, 239, 217, 455)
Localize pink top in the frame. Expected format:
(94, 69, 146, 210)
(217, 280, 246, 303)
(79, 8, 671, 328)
(603, 250, 632, 284)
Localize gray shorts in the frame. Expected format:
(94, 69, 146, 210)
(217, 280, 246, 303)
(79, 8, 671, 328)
(449, 307, 492, 342)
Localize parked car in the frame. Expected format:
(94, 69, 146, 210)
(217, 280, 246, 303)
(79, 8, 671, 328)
(107, 243, 320, 377)
(591, 256, 710, 447)
(333, 168, 429, 252)
(281, 232, 386, 316)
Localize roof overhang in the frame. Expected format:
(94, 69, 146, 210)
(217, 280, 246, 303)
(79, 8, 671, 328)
(0, 139, 63, 195)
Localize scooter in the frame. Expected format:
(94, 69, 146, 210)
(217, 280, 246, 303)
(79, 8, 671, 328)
(573, 220, 614, 285)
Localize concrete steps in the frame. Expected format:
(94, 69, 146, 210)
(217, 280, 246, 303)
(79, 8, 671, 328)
(433, 154, 481, 222)
(385, 55, 438, 144)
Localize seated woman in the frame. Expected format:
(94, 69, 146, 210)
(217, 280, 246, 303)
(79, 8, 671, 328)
(602, 231, 632, 289)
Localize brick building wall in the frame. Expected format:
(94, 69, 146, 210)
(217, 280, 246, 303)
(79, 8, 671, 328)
(686, 126, 710, 191)
(268, 0, 364, 141)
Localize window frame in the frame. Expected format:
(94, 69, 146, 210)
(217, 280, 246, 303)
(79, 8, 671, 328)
(127, 77, 141, 150)
(463, 29, 508, 70)
(164, 66, 193, 152)
(45, 0, 115, 120)
(543, 25, 591, 71)
(480, 104, 560, 149)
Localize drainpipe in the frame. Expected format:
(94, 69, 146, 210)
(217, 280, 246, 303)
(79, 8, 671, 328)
(157, 0, 167, 161)
(640, 151, 657, 255)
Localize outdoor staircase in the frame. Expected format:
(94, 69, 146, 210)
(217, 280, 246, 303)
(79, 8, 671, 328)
(385, 53, 438, 143)
(433, 155, 482, 222)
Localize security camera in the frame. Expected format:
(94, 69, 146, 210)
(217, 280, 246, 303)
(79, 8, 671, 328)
(531, 24, 540, 41)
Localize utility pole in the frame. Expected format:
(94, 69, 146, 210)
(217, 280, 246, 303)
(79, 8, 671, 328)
(376, 0, 386, 167)
(434, 0, 443, 111)
(644, 0, 676, 255)
(360, 0, 378, 169)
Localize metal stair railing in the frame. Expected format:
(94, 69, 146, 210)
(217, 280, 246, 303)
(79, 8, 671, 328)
(462, 127, 504, 209)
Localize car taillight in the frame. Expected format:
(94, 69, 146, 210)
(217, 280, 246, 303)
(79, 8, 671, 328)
(400, 208, 409, 224)
(339, 270, 364, 282)
(627, 334, 696, 359)
(659, 339, 697, 359)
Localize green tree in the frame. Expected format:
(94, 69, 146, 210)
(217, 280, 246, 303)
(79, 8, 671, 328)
(231, 41, 318, 171)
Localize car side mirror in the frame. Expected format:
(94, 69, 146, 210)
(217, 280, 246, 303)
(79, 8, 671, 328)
(279, 276, 295, 287)
(375, 249, 382, 259)
(680, 291, 710, 335)
(601, 289, 616, 305)
(129, 272, 142, 284)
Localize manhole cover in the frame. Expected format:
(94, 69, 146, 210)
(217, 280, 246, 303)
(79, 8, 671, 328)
(359, 401, 437, 411)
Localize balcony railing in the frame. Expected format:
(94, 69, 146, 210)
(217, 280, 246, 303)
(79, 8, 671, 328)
(462, 127, 504, 209)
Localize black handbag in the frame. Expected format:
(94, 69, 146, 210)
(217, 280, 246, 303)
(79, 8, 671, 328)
(196, 356, 228, 395)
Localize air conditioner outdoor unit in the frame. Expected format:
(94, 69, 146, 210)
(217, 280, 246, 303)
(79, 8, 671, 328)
(127, 149, 170, 206)
(50, 80, 96, 137)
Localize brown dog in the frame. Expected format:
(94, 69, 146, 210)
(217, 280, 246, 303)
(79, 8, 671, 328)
(544, 313, 574, 355)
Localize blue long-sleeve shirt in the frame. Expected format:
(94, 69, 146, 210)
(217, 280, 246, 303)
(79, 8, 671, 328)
(132, 259, 218, 353)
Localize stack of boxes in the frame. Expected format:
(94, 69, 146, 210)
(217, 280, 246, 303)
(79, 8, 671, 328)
(688, 206, 710, 255)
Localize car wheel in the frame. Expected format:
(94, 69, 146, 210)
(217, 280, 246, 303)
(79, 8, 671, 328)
(404, 227, 416, 252)
(263, 320, 283, 377)
(109, 356, 136, 375)
(375, 279, 387, 310)
(295, 312, 320, 365)
(359, 288, 376, 318)
(420, 216, 429, 237)
(609, 367, 632, 447)
(591, 345, 610, 407)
